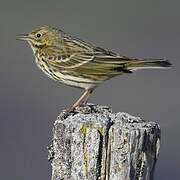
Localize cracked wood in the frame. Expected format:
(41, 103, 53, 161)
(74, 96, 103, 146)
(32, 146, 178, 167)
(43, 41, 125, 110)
(48, 104, 160, 180)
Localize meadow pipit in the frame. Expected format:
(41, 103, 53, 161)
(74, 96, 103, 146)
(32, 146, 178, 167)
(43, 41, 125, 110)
(17, 26, 171, 110)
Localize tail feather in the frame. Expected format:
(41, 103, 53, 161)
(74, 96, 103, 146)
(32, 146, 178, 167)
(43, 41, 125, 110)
(126, 59, 172, 71)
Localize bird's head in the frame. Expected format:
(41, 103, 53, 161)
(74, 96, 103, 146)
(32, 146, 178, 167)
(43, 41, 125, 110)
(17, 26, 63, 48)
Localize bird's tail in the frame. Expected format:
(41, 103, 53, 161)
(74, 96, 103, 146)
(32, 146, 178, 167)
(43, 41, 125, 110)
(126, 59, 172, 71)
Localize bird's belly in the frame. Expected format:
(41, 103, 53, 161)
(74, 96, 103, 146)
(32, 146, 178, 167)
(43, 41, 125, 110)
(52, 71, 98, 89)
(35, 59, 97, 89)
(60, 78, 97, 89)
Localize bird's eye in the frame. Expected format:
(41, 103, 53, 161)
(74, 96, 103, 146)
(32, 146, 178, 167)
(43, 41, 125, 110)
(36, 33, 42, 38)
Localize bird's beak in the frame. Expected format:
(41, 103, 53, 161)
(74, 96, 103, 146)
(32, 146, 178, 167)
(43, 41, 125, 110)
(16, 34, 34, 41)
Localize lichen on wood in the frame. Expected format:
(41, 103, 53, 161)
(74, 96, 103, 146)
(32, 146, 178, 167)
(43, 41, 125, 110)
(48, 104, 160, 180)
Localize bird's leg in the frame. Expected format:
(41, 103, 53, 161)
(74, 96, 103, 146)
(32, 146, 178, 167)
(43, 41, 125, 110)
(71, 90, 89, 109)
(64, 89, 92, 114)
(83, 89, 93, 105)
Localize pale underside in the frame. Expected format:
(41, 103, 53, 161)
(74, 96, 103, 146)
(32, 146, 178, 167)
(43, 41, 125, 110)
(35, 57, 100, 89)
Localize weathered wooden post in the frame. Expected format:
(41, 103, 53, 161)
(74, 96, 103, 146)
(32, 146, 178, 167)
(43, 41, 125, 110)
(48, 104, 160, 180)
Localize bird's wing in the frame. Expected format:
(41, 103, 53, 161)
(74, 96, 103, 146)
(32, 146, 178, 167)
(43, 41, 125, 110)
(45, 45, 134, 74)
(41, 43, 94, 68)
(48, 53, 95, 69)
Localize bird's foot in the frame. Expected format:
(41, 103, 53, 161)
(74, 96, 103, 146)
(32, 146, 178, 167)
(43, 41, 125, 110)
(58, 107, 76, 120)
(58, 103, 94, 120)
(74, 103, 93, 113)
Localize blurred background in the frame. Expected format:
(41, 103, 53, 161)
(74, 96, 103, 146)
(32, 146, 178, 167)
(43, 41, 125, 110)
(0, 0, 179, 179)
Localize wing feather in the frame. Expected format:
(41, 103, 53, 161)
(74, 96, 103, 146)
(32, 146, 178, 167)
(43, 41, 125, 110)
(43, 44, 135, 74)
(48, 53, 94, 69)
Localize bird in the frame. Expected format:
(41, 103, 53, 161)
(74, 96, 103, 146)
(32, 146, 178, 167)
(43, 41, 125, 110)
(17, 26, 171, 111)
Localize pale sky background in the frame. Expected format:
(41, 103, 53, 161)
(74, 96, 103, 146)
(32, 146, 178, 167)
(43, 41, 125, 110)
(0, 0, 179, 179)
